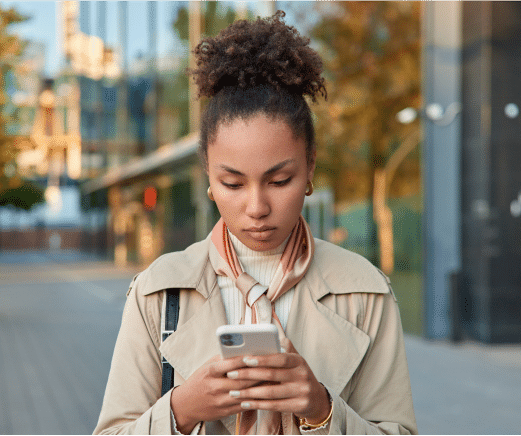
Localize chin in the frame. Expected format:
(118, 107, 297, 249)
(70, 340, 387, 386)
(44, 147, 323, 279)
(244, 238, 279, 252)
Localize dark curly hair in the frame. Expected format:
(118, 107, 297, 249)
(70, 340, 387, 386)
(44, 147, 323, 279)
(190, 10, 327, 167)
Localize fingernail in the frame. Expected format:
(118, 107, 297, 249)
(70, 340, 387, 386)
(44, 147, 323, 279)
(241, 402, 251, 409)
(229, 390, 240, 398)
(227, 371, 238, 379)
(243, 357, 258, 366)
(280, 347, 286, 353)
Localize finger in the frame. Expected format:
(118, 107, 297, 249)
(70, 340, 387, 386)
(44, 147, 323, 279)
(203, 374, 263, 399)
(238, 398, 305, 414)
(227, 367, 292, 383)
(223, 378, 265, 392)
(229, 382, 298, 401)
(241, 352, 300, 369)
(223, 403, 253, 417)
(203, 394, 254, 416)
(208, 355, 250, 377)
(280, 338, 298, 354)
(203, 354, 222, 366)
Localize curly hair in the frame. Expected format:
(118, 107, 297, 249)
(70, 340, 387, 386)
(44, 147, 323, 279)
(191, 11, 327, 167)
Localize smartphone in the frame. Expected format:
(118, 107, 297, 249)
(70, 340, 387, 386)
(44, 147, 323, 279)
(216, 324, 281, 359)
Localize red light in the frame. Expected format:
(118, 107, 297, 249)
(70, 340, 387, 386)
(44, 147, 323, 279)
(143, 186, 157, 210)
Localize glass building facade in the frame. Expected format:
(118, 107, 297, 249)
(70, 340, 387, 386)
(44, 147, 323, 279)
(80, 2, 521, 342)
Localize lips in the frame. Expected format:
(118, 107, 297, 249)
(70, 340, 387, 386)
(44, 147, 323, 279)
(243, 226, 277, 241)
(244, 226, 276, 232)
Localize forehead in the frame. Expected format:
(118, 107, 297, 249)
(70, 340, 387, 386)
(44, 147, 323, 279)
(208, 114, 306, 169)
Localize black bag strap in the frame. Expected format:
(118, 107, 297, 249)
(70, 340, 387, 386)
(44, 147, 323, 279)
(161, 288, 180, 396)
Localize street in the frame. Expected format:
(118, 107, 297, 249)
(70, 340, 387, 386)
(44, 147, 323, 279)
(1, 251, 520, 434)
(0, 251, 139, 434)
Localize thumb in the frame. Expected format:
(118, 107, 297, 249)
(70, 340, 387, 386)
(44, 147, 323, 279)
(280, 337, 298, 354)
(205, 354, 222, 365)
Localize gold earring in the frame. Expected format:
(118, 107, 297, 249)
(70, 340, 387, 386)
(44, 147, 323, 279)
(305, 181, 314, 196)
(207, 186, 214, 201)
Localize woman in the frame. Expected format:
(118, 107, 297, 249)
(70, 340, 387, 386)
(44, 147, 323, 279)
(94, 12, 417, 435)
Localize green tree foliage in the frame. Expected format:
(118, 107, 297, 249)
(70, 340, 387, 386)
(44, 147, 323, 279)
(172, 2, 238, 42)
(0, 4, 44, 211)
(311, 1, 422, 204)
(0, 182, 44, 211)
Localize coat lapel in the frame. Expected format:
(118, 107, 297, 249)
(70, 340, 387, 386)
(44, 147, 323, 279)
(285, 279, 371, 398)
(158, 283, 238, 435)
(159, 284, 227, 382)
(155, 237, 226, 382)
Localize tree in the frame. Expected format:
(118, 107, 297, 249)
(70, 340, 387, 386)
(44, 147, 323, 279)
(0, 4, 44, 211)
(311, 1, 422, 273)
(172, 2, 239, 42)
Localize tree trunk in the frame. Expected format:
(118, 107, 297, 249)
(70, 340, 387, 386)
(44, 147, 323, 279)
(374, 130, 421, 274)
(373, 168, 394, 274)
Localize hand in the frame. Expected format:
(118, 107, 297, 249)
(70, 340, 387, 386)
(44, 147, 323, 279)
(170, 355, 261, 434)
(226, 338, 331, 425)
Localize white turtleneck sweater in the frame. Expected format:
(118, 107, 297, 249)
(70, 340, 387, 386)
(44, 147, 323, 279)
(171, 233, 329, 435)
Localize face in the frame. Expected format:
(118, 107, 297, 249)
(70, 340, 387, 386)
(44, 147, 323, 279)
(207, 114, 315, 252)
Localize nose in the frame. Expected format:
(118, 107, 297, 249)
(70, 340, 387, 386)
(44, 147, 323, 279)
(245, 186, 270, 219)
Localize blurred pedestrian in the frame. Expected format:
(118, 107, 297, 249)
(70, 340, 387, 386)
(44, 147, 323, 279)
(94, 11, 417, 435)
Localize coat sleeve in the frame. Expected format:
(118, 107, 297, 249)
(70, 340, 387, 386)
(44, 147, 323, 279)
(327, 291, 418, 435)
(93, 273, 175, 435)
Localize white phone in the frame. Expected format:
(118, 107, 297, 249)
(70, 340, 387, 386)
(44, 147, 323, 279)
(216, 324, 281, 359)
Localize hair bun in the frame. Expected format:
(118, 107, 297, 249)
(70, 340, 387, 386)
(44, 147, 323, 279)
(191, 11, 326, 101)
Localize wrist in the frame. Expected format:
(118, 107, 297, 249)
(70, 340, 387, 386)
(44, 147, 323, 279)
(170, 386, 199, 434)
(297, 385, 332, 429)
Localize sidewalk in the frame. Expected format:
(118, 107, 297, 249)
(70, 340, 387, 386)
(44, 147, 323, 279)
(0, 248, 107, 265)
(405, 334, 521, 434)
(0, 249, 141, 287)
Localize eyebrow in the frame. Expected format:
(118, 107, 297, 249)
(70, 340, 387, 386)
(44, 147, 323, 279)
(217, 159, 295, 177)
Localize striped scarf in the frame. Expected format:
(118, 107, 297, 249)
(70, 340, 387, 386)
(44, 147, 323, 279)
(209, 215, 314, 434)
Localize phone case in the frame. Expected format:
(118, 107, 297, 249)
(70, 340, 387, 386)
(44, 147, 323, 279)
(216, 324, 281, 359)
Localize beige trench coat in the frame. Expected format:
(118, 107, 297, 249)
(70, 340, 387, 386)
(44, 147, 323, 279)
(94, 236, 418, 435)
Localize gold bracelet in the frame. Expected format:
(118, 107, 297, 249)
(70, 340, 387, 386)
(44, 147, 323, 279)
(297, 390, 333, 430)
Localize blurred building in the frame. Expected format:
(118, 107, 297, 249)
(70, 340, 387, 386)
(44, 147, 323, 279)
(424, 2, 521, 343)
(460, 2, 521, 343)
(59, 1, 192, 260)
(80, 2, 276, 267)
(0, 38, 83, 250)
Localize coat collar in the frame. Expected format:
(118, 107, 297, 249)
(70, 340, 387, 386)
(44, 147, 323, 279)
(141, 235, 216, 298)
(141, 235, 390, 301)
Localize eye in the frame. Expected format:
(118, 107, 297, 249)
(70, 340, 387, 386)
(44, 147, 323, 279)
(221, 181, 242, 189)
(271, 177, 292, 187)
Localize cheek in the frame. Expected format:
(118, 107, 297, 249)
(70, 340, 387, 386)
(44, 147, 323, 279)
(274, 186, 306, 215)
(211, 191, 246, 225)
(213, 194, 236, 215)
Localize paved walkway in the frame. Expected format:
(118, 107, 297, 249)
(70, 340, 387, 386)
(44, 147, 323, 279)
(405, 335, 521, 434)
(1, 250, 520, 434)
(0, 250, 141, 434)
